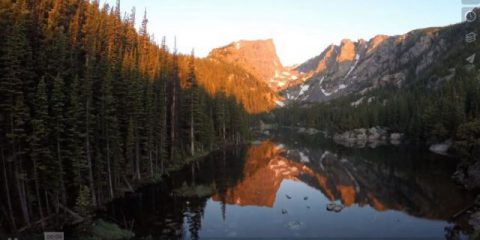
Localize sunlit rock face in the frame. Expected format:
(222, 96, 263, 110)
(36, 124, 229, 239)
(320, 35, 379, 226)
(207, 39, 307, 92)
(212, 140, 473, 220)
(208, 39, 285, 85)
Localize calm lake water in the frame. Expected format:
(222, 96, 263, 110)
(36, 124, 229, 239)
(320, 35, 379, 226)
(102, 130, 475, 239)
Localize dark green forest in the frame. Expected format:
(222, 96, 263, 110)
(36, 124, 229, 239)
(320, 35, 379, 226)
(0, 0, 251, 231)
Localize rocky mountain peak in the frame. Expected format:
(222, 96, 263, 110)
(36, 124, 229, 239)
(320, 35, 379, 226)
(367, 35, 389, 54)
(283, 21, 470, 104)
(208, 39, 284, 84)
(337, 39, 356, 62)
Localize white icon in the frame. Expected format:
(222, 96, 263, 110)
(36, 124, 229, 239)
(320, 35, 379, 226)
(467, 53, 476, 64)
(466, 11, 477, 22)
(466, 32, 477, 43)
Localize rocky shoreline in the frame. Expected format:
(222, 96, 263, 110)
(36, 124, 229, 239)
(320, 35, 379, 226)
(332, 126, 403, 148)
(290, 125, 480, 233)
(453, 161, 480, 234)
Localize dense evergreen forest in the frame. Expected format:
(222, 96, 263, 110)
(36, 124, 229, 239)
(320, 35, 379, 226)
(0, 0, 251, 231)
(274, 65, 480, 158)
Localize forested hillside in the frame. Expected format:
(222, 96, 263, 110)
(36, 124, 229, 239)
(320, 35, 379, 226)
(274, 61, 480, 163)
(0, 0, 252, 231)
(273, 14, 480, 159)
(183, 57, 278, 113)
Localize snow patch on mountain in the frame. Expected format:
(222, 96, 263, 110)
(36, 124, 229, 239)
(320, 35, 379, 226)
(351, 97, 365, 107)
(299, 151, 309, 163)
(320, 83, 348, 97)
(298, 84, 310, 97)
(345, 54, 360, 79)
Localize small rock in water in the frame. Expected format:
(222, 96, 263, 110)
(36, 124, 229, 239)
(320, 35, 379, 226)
(286, 220, 303, 230)
(286, 194, 292, 199)
(183, 212, 196, 218)
(166, 222, 177, 228)
(281, 209, 288, 214)
(306, 206, 310, 209)
(326, 203, 344, 213)
(304, 196, 308, 200)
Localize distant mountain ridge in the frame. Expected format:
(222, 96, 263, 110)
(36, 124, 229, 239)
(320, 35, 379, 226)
(206, 12, 478, 110)
(284, 19, 477, 103)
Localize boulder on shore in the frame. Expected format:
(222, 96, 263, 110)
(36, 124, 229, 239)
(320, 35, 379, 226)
(333, 127, 399, 147)
(326, 203, 344, 213)
(429, 140, 452, 155)
(453, 161, 480, 190)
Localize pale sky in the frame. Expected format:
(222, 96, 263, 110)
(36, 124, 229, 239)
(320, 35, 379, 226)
(103, 0, 464, 66)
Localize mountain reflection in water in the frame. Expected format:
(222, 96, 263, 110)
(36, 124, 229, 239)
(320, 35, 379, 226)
(103, 133, 475, 239)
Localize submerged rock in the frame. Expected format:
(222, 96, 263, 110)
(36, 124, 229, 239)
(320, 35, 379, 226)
(183, 212, 197, 218)
(286, 220, 303, 230)
(326, 203, 344, 213)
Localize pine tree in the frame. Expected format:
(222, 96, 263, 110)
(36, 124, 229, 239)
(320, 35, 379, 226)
(183, 51, 201, 155)
(51, 74, 67, 205)
(30, 78, 52, 219)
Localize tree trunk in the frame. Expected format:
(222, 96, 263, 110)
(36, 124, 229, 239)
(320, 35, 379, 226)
(32, 157, 44, 224)
(86, 98, 97, 207)
(135, 129, 141, 180)
(1, 148, 16, 230)
(190, 102, 195, 156)
(15, 165, 30, 226)
(44, 190, 51, 215)
(56, 137, 66, 204)
(11, 115, 30, 225)
(154, 144, 159, 176)
(106, 138, 114, 199)
(149, 150, 153, 178)
(170, 83, 176, 162)
(222, 120, 226, 143)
